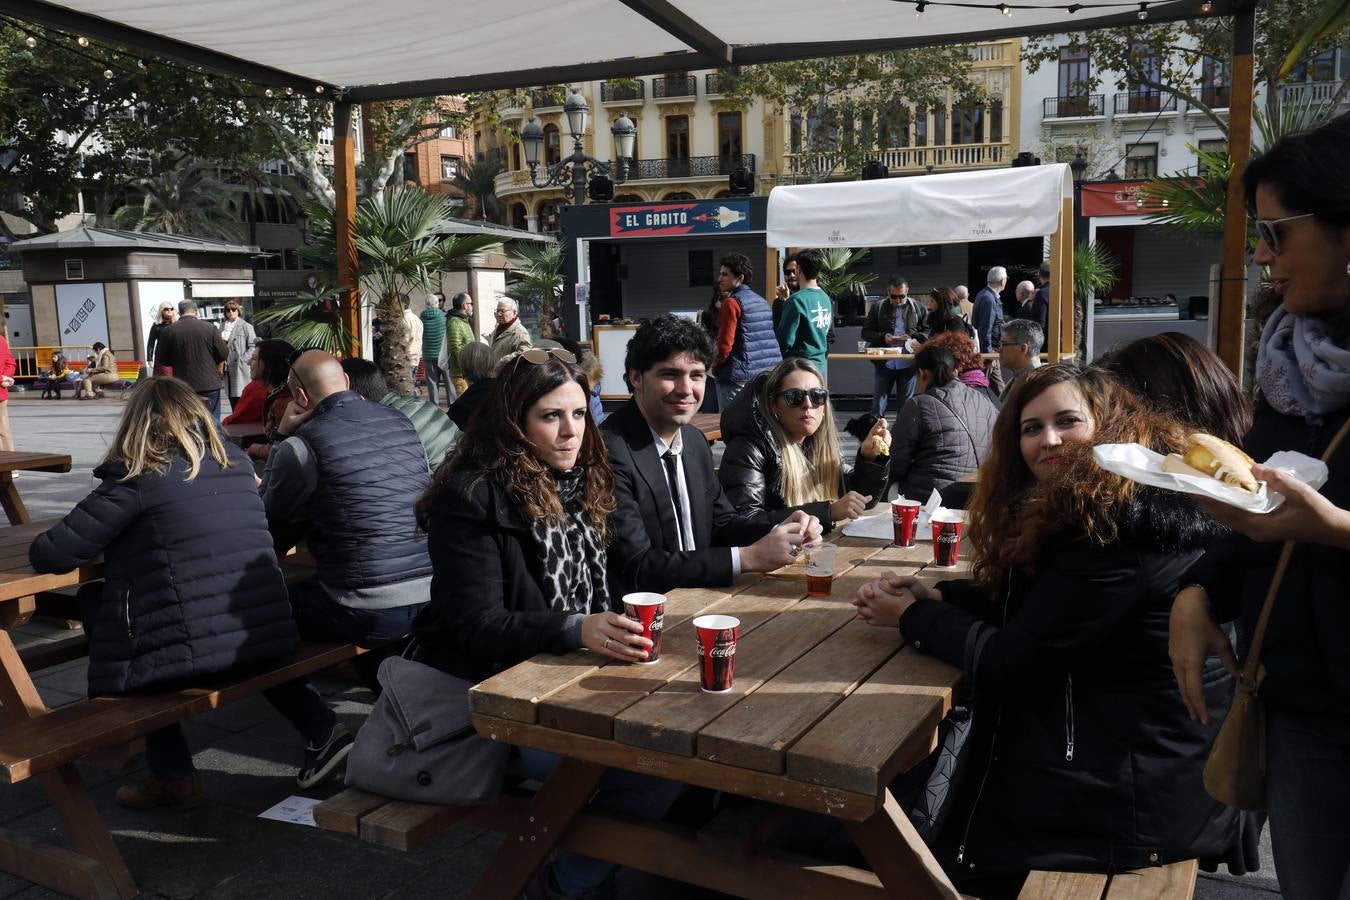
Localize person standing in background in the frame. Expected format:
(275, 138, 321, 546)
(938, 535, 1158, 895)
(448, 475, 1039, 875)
(146, 303, 175, 376)
(420, 293, 450, 407)
(861, 278, 929, 418)
(401, 295, 423, 395)
(775, 249, 832, 378)
(0, 334, 15, 450)
(772, 255, 801, 330)
(156, 300, 228, 417)
(443, 292, 476, 397)
(711, 253, 780, 409)
(219, 299, 259, 413)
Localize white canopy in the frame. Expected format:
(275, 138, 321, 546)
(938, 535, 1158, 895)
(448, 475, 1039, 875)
(766, 163, 1073, 249)
(11, 0, 1226, 100)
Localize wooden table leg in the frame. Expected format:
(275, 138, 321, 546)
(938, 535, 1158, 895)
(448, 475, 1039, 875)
(0, 631, 138, 899)
(0, 472, 29, 525)
(845, 790, 960, 900)
(465, 757, 606, 900)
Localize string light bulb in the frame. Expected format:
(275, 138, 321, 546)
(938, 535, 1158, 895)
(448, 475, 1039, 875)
(285, 86, 294, 96)
(997, 3, 1012, 15)
(1067, 3, 1082, 11)
(235, 99, 245, 110)
(1199, 0, 1212, 10)
(915, 0, 927, 15)
(1136, 2, 1148, 19)
(314, 85, 325, 94)
(203, 77, 213, 88)
(137, 59, 147, 69)
(24, 36, 36, 48)
(264, 88, 274, 98)
(76, 35, 89, 47)
(103, 68, 113, 79)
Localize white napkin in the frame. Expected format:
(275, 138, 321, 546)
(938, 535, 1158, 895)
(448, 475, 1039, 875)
(841, 491, 941, 541)
(1092, 443, 1327, 514)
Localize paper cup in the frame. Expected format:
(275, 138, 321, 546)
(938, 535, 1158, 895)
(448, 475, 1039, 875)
(622, 592, 665, 664)
(693, 615, 739, 693)
(892, 498, 921, 547)
(931, 510, 966, 568)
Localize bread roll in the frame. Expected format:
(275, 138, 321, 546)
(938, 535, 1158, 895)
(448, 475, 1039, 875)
(1164, 433, 1258, 495)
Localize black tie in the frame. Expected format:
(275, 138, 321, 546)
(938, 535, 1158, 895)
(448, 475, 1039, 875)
(662, 450, 688, 551)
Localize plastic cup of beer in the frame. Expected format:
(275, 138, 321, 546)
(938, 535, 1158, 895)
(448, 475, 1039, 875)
(804, 542, 839, 596)
(622, 592, 665, 664)
(694, 615, 739, 693)
(892, 498, 921, 548)
(931, 510, 966, 568)
(856, 340, 869, 354)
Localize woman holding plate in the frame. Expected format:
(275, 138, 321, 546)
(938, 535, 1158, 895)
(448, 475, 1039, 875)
(1169, 113, 1350, 899)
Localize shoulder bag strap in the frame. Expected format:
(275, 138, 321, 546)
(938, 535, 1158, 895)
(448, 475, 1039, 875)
(1239, 414, 1350, 689)
(930, 391, 982, 467)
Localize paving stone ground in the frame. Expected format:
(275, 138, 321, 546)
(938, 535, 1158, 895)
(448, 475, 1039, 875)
(1, 389, 1280, 898)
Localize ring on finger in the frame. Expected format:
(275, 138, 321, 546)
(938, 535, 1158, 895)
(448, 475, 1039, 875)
(603, 637, 613, 650)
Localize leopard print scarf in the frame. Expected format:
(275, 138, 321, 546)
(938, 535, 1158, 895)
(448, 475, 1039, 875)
(527, 467, 610, 614)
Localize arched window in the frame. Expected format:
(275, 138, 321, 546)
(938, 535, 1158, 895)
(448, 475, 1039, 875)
(543, 124, 561, 166)
(664, 191, 695, 201)
(511, 203, 527, 230)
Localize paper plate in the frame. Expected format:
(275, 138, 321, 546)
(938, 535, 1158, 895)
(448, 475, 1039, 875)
(1092, 443, 1326, 514)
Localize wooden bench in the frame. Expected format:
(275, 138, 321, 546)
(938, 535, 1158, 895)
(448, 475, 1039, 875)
(0, 640, 365, 786)
(1018, 860, 1198, 900)
(31, 361, 140, 397)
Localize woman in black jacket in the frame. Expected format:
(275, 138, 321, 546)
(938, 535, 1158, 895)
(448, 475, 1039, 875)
(889, 346, 998, 501)
(29, 378, 347, 808)
(853, 364, 1240, 897)
(413, 348, 682, 900)
(718, 358, 889, 531)
(1169, 114, 1350, 899)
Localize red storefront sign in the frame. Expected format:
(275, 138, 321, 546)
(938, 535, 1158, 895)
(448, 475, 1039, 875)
(1080, 180, 1169, 217)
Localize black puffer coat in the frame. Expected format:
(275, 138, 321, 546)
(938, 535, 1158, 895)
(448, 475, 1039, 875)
(30, 444, 298, 696)
(889, 380, 998, 500)
(718, 372, 887, 532)
(898, 487, 1239, 878)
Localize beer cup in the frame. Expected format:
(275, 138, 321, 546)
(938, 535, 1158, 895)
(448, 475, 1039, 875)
(622, 592, 665, 664)
(931, 510, 966, 568)
(694, 615, 739, 693)
(892, 498, 921, 547)
(804, 542, 838, 597)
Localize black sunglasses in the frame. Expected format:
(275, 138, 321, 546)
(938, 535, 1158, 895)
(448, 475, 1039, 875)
(777, 387, 829, 408)
(1255, 213, 1315, 256)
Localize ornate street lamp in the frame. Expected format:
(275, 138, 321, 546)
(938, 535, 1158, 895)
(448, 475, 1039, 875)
(520, 89, 634, 205)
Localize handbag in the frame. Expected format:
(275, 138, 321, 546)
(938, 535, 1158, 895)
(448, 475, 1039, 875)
(345, 653, 510, 806)
(1203, 414, 1350, 811)
(899, 626, 993, 842)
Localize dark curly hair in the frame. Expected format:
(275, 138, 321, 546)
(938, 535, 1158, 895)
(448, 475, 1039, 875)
(720, 253, 754, 283)
(624, 314, 715, 376)
(416, 355, 615, 538)
(920, 330, 981, 374)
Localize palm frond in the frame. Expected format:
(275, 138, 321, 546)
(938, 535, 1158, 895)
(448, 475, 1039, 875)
(253, 288, 354, 356)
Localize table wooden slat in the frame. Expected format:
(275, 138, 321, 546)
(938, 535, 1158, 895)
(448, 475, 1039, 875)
(0, 453, 73, 474)
(537, 580, 808, 739)
(1102, 862, 1198, 900)
(785, 646, 961, 796)
(1017, 870, 1109, 900)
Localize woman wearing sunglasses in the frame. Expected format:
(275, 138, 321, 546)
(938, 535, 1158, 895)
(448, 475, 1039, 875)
(411, 346, 683, 900)
(1169, 112, 1350, 898)
(718, 358, 889, 530)
(888, 345, 997, 501)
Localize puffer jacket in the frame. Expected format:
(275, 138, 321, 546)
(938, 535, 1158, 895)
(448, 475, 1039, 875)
(889, 380, 998, 500)
(718, 372, 887, 531)
(29, 444, 298, 696)
(379, 392, 460, 472)
(718, 285, 781, 384)
(898, 487, 1240, 878)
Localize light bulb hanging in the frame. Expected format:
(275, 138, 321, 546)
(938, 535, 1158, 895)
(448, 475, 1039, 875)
(76, 35, 89, 47)
(24, 36, 36, 48)
(997, 3, 1012, 15)
(1136, 2, 1148, 19)
(103, 68, 113, 79)
(915, 0, 927, 15)
(1199, 0, 1212, 10)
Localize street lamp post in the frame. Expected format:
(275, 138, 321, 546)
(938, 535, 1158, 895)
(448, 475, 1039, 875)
(1069, 152, 1090, 247)
(519, 89, 635, 205)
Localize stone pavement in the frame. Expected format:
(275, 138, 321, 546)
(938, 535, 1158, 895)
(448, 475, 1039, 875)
(0, 391, 1282, 899)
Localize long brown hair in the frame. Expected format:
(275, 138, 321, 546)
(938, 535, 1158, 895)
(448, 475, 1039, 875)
(106, 377, 232, 481)
(967, 363, 1188, 586)
(416, 354, 616, 537)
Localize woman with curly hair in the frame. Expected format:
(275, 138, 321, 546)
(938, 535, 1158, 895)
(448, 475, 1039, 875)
(921, 330, 1000, 407)
(411, 347, 683, 900)
(852, 364, 1241, 896)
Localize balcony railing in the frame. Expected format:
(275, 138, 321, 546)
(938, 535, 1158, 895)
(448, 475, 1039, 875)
(652, 75, 697, 99)
(1196, 84, 1231, 108)
(786, 142, 1009, 180)
(1114, 91, 1178, 114)
(600, 80, 644, 103)
(1278, 80, 1345, 104)
(625, 153, 754, 179)
(705, 73, 737, 95)
(530, 87, 567, 109)
(1042, 94, 1105, 118)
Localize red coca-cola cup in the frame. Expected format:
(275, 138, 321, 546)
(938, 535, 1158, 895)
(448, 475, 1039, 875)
(622, 592, 665, 664)
(693, 614, 739, 693)
(892, 498, 921, 547)
(931, 510, 966, 568)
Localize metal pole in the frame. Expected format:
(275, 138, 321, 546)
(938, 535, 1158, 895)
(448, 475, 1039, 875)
(1216, 2, 1256, 376)
(333, 99, 361, 358)
(570, 137, 589, 206)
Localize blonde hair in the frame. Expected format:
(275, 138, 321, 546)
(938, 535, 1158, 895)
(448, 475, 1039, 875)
(759, 359, 844, 507)
(106, 377, 232, 482)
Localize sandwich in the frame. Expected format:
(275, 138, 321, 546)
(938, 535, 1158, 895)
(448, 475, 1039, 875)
(1161, 433, 1259, 495)
(869, 432, 892, 458)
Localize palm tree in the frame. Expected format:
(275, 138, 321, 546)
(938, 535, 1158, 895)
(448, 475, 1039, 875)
(452, 157, 506, 223)
(504, 241, 564, 338)
(270, 186, 501, 392)
(112, 159, 239, 240)
(817, 248, 876, 312)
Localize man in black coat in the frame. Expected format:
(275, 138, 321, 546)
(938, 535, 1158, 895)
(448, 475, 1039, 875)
(603, 315, 821, 597)
(155, 300, 228, 418)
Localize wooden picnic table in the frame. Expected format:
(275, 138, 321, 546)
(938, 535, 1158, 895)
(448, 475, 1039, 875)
(221, 421, 266, 447)
(466, 533, 968, 899)
(691, 412, 721, 444)
(0, 452, 73, 525)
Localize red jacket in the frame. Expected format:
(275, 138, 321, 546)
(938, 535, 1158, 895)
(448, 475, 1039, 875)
(0, 337, 16, 402)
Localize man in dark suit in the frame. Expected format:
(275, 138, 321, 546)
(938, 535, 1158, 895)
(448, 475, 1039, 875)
(603, 315, 820, 596)
(156, 300, 228, 418)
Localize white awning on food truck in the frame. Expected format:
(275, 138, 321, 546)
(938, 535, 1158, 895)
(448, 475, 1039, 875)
(765, 164, 1073, 249)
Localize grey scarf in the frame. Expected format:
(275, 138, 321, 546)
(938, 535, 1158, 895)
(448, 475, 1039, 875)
(1257, 305, 1350, 420)
(527, 467, 610, 614)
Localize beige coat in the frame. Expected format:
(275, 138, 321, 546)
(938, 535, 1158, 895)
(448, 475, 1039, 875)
(490, 317, 532, 366)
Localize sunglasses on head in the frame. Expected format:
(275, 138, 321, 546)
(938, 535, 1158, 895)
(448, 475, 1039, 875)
(777, 387, 829, 408)
(516, 347, 577, 366)
(1255, 213, 1316, 256)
